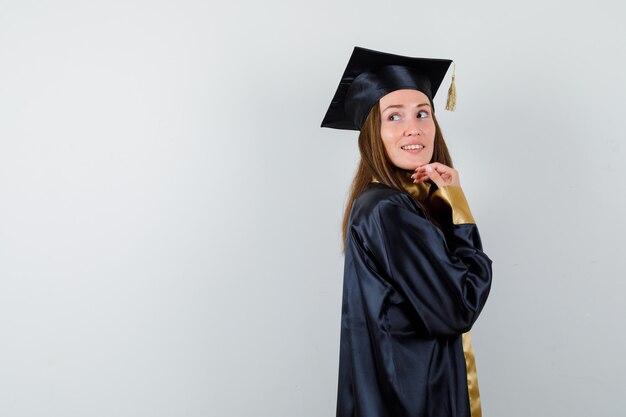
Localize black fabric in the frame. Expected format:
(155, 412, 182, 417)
(337, 183, 492, 417)
(321, 46, 452, 131)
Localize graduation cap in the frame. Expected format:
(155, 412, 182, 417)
(321, 46, 456, 131)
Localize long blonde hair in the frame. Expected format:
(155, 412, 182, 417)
(341, 101, 453, 251)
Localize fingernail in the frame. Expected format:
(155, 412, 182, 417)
(426, 166, 433, 173)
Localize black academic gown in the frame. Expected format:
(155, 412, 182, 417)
(337, 182, 492, 417)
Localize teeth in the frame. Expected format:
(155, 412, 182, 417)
(402, 145, 424, 150)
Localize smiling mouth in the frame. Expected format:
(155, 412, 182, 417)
(401, 144, 424, 150)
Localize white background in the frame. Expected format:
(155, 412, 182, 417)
(1, 0, 625, 416)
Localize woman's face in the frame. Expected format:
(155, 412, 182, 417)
(379, 89, 435, 170)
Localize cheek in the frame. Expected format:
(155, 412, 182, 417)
(380, 125, 392, 139)
(380, 127, 397, 150)
(424, 123, 436, 144)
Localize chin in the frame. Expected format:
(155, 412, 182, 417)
(393, 162, 418, 171)
(390, 152, 433, 171)
(399, 159, 429, 171)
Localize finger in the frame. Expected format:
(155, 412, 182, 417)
(428, 162, 450, 170)
(429, 162, 459, 186)
(424, 165, 446, 188)
(430, 162, 455, 175)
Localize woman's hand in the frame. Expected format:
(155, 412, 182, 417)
(411, 163, 461, 188)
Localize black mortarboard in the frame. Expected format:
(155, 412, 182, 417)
(321, 46, 455, 131)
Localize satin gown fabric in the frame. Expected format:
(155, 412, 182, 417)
(337, 183, 492, 417)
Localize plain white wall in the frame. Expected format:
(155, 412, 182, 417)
(1, 0, 625, 416)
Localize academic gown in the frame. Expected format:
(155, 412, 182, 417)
(337, 177, 492, 417)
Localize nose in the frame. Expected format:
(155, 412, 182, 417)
(404, 118, 422, 136)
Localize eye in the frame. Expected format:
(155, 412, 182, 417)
(388, 114, 401, 121)
(417, 110, 429, 118)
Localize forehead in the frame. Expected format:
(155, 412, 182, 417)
(379, 89, 430, 107)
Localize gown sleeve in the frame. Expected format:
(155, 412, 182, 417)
(358, 186, 492, 337)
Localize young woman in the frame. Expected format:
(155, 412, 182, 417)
(321, 47, 493, 417)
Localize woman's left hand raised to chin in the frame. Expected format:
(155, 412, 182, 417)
(411, 162, 461, 188)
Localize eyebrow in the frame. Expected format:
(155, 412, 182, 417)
(381, 103, 431, 113)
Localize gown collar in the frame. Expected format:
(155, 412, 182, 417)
(372, 170, 433, 202)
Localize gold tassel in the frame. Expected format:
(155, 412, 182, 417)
(445, 62, 456, 111)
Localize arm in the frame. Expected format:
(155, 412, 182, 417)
(429, 185, 476, 226)
(362, 191, 492, 336)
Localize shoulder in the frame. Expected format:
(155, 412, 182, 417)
(350, 183, 424, 223)
(346, 183, 433, 256)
